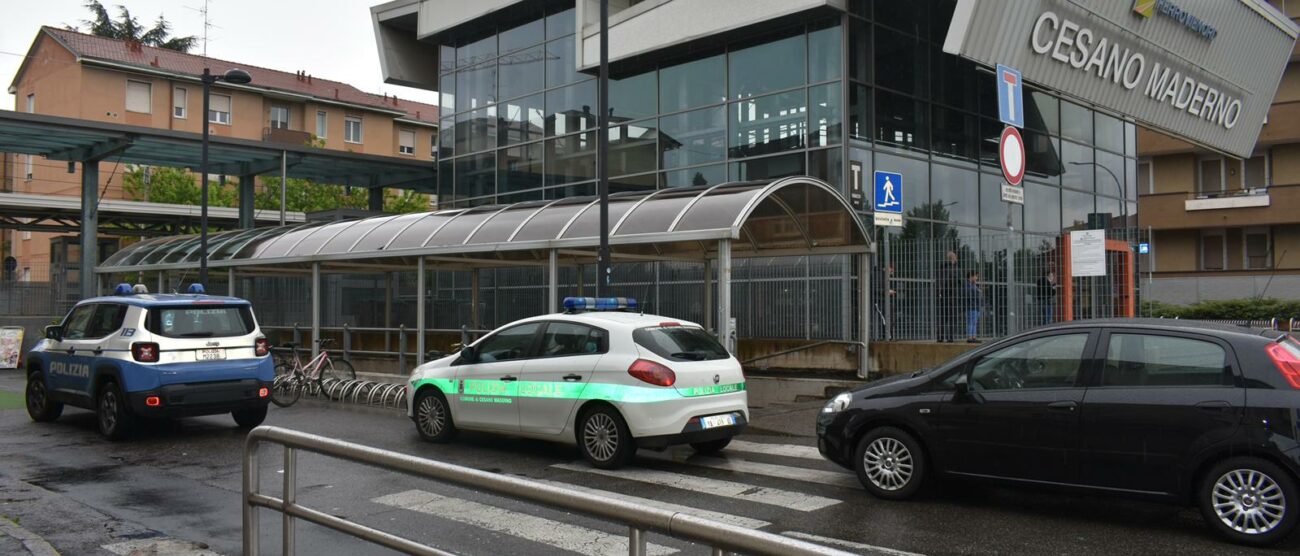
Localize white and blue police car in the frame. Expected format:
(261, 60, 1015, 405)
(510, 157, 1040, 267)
(408, 297, 749, 469)
(25, 284, 275, 439)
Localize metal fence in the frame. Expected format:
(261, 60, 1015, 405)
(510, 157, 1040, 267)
(243, 426, 853, 556)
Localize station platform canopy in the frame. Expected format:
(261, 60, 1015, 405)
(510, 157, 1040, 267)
(100, 177, 871, 273)
(0, 110, 435, 189)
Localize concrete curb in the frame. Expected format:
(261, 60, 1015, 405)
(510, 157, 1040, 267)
(0, 517, 59, 556)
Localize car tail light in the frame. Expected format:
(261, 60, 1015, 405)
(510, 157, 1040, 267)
(132, 342, 160, 363)
(258, 387, 269, 398)
(255, 337, 269, 357)
(1265, 342, 1300, 389)
(145, 396, 161, 407)
(628, 359, 676, 387)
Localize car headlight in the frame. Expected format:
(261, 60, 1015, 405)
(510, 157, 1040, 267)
(823, 392, 853, 413)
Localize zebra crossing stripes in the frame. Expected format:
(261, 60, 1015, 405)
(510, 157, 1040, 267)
(372, 489, 677, 556)
(637, 450, 861, 488)
(528, 477, 771, 529)
(726, 439, 825, 460)
(551, 462, 842, 512)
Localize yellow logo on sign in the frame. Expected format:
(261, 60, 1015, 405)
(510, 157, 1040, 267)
(1133, 0, 1155, 18)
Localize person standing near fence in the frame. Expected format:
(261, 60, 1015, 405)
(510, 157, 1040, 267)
(937, 250, 962, 342)
(965, 270, 984, 344)
(1036, 269, 1059, 326)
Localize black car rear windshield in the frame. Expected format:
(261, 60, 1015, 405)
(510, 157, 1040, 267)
(146, 305, 255, 338)
(633, 326, 729, 362)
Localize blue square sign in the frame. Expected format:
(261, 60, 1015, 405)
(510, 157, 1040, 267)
(1139, 242, 1150, 255)
(874, 171, 902, 214)
(997, 64, 1024, 129)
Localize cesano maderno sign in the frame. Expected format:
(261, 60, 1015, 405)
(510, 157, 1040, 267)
(944, 0, 1297, 158)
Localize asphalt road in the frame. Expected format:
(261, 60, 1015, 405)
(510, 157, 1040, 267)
(0, 370, 1296, 556)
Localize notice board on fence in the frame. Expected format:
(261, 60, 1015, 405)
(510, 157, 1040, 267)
(0, 327, 24, 369)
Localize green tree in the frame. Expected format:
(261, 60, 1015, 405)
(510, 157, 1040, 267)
(122, 165, 237, 207)
(76, 1, 197, 52)
(254, 177, 429, 214)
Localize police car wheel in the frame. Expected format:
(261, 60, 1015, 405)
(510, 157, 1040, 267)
(97, 381, 134, 441)
(26, 371, 63, 422)
(690, 437, 732, 455)
(232, 405, 268, 429)
(414, 390, 456, 442)
(854, 426, 925, 500)
(578, 406, 635, 470)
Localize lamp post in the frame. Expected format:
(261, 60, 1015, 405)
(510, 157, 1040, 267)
(595, 0, 611, 296)
(199, 68, 252, 288)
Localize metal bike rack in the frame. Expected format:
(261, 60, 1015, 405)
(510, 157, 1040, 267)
(274, 375, 409, 411)
(243, 426, 854, 556)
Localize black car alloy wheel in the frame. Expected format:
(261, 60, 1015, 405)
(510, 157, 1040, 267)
(414, 390, 456, 442)
(854, 426, 926, 500)
(1200, 457, 1297, 545)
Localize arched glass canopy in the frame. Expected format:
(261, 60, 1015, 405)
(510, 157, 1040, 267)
(101, 177, 871, 272)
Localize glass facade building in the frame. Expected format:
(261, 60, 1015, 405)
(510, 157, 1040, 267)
(422, 0, 1140, 342)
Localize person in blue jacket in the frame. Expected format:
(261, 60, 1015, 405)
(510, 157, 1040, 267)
(964, 270, 984, 344)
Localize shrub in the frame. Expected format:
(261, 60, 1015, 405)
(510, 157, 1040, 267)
(1142, 298, 1300, 321)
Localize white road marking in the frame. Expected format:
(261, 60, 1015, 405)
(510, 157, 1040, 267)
(529, 477, 770, 529)
(726, 440, 824, 460)
(372, 489, 676, 556)
(639, 451, 861, 488)
(102, 538, 224, 556)
(782, 531, 926, 556)
(552, 462, 840, 512)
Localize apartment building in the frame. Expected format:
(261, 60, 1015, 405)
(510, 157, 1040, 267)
(1137, 1, 1300, 304)
(2, 26, 438, 279)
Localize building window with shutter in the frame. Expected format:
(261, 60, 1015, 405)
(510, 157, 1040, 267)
(1201, 230, 1225, 271)
(399, 129, 415, 155)
(316, 111, 327, 138)
(271, 105, 290, 129)
(126, 80, 152, 113)
(210, 94, 232, 124)
(173, 87, 187, 118)
(345, 116, 363, 143)
(1245, 227, 1271, 270)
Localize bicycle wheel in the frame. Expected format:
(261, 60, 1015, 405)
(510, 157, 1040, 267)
(323, 358, 356, 382)
(271, 365, 302, 408)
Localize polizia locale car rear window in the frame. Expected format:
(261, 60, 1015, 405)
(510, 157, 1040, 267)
(634, 326, 729, 361)
(146, 305, 255, 338)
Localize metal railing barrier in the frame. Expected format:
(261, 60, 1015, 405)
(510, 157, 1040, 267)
(243, 426, 856, 556)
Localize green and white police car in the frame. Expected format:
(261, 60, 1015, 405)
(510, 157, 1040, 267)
(407, 297, 748, 469)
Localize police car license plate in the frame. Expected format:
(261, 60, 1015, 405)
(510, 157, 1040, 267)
(701, 414, 736, 429)
(198, 348, 225, 361)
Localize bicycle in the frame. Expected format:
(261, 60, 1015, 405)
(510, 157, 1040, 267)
(270, 338, 356, 408)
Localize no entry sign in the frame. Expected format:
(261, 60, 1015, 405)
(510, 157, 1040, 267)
(999, 126, 1025, 186)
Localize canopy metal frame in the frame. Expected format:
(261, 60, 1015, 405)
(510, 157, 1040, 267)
(100, 177, 876, 376)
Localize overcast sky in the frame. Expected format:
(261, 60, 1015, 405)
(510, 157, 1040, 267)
(0, 0, 439, 109)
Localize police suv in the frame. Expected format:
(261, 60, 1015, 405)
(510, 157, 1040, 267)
(25, 284, 275, 439)
(408, 297, 749, 469)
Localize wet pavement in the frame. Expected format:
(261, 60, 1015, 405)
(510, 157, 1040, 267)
(0, 370, 1295, 555)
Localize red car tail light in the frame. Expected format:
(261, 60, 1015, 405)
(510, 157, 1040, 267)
(628, 359, 676, 387)
(258, 387, 270, 398)
(132, 342, 160, 363)
(255, 337, 269, 357)
(145, 396, 161, 407)
(1265, 342, 1300, 389)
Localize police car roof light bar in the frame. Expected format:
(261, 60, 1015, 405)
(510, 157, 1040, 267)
(114, 283, 133, 295)
(562, 296, 638, 312)
(187, 283, 206, 294)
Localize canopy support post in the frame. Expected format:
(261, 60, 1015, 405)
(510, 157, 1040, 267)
(311, 262, 321, 359)
(548, 249, 558, 313)
(576, 264, 585, 297)
(238, 170, 255, 229)
(228, 267, 235, 297)
(417, 257, 426, 367)
(79, 159, 99, 299)
(157, 271, 164, 294)
(470, 270, 481, 331)
(717, 239, 733, 353)
(859, 252, 871, 379)
(703, 259, 712, 331)
(368, 186, 384, 212)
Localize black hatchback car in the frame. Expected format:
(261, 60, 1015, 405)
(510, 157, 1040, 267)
(817, 319, 1300, 545)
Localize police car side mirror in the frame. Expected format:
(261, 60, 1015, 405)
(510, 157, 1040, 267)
(44, 325, 63, 341)
(954, 374, 970, 397)
(459, 345, 479, 364)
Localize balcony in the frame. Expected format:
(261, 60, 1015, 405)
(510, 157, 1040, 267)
(1139, 185, 1300, 230)
(263, 127, 312, 147)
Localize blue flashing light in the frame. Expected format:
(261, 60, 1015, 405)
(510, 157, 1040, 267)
(563, 296, 638, 312)
(114, 283, 133, 295)
(187, 283, 206, 294)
